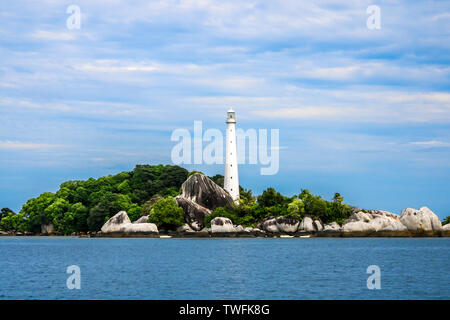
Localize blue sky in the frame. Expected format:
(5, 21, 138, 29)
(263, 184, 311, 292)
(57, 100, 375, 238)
(1, 0, 449, 218)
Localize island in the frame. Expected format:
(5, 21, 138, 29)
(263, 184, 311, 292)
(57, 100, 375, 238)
(1, 164, 449, 238)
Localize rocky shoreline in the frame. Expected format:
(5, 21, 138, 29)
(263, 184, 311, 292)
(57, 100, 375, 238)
(1, 228, 449, 238)
(3, 173, 449, 239)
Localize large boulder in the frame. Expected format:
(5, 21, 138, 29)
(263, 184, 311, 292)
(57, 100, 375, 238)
(299, 216, 315, 232)
(314, 220, 323, 232)
(101, 211, 131, 233)
(41, 223, 54, 234)
(342, 221, 375, 233)
(100, 211, 158, 235)
(176, 224, 195, 233)
(175, 196, 211, 231)
(318, 221, 342, 237)
(376, 220, 410, 237)
(179, 173, 234, 210)
(275, 216, 300, 233)
(400, 207, 442, 232)
(323, 222, 341, 231)
(133, 216, 149, 224)
(121, 223, 158, 233)
(258, 216, 300, 233)
(342, 209, 400, 235)
(442, 224, 450, 237)
(211, 217, 235, 233)
(259, 217, 279, 233)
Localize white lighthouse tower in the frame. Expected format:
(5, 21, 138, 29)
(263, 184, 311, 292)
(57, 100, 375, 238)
(224, 108, 240, 200)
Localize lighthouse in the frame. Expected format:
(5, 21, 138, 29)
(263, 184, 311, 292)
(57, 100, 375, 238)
(224, 108, 239, 200)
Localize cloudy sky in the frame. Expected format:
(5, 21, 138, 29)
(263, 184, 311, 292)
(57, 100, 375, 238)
(1, 0, 449, 218)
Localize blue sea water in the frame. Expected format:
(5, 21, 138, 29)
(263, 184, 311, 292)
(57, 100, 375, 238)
(0, 237, 449, 300)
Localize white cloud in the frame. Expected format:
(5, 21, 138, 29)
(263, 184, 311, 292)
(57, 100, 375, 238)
(409, 141, 450, 148)
(30, 30, 77, 41)
(0, 141, 62, 150)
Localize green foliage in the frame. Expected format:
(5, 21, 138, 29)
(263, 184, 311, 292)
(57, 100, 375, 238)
(299, 189, 352, 224)
(257, 188, 289, 207)
(142, 194, 164, 216)
(14, 164, 188, 234)
(87, 192, 133, 231)
(239, 187, 255, 204)
(20, 192, 56, 233)
(127, 204, 143, 222)
(148, 197, 184, 229)
(0, 208, 14, 221)
(0, 209, 26, 232)
(209, 174, 224, 188)
(286, 198, 305, 220)
(45, 198, 71, 233)
(4, 163, 355, 234)
(204, 188, 352, 228)
(442, 216, 450, 226)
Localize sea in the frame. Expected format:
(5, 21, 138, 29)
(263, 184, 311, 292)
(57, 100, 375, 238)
(0, 237, 449, 299)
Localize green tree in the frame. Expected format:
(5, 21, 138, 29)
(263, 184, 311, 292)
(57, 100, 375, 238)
(148, 197, 184, 230)
(45, 198, 70, 233)
(68, 202, 89, 232)
(142, 194, 164, 216)
(20, 192, 56, 233)
(442, 216, 450, 226)
(87, 192, 133, 231)
(257, 188, 288, 207)
(286, 198, 305, 220)
(0, 210, 26, 232)
(209, 174, 224, 188)
(127, 204, 143, 222)
(0, 208, 14, 221)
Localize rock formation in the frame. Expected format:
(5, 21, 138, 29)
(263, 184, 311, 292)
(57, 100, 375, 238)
(276, 217, 300, 233)
(133, 215, 149, 224)
(299, 216, 315, 232)
(179, 173, 234, 210)
(258, 216, 300, 233)
(314, 220, 323, 232)
(338, 207, 443, 236)
(175, 196, 211, 231)
(323, 222, 341, 232)
(340, 209, 399, 235)
(176, 224, 195, 233)
(101, 211, 131, 233)
(121, 223, 158, 233)
(101, 211, 158, 235)
(211, 217, 235, 233)
(259, 217, 279, 233)
(175, 173, 233, 230)
(400, 207, 442, 232)
(41, 223, 54, 234)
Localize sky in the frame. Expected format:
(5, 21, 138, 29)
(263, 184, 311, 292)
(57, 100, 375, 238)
(0, 0, 449, 219)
